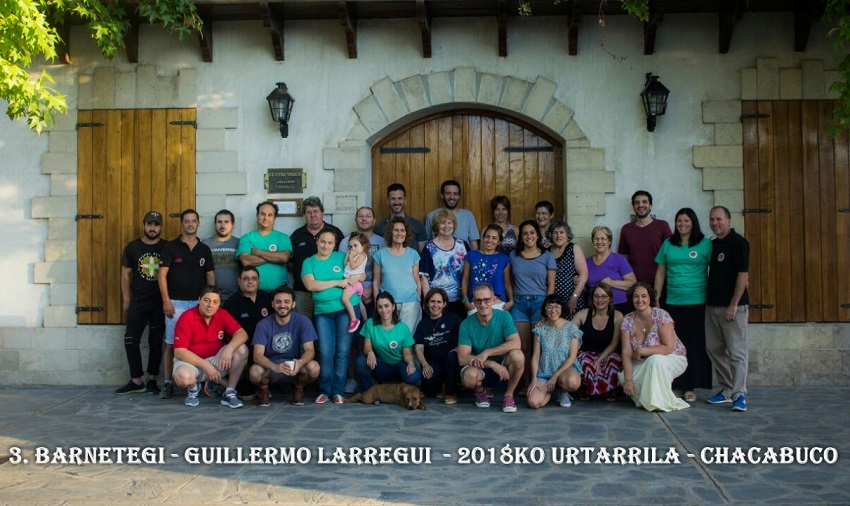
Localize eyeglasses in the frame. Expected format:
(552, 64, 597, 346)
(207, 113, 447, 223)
(592, 294, 610, 300)
(241, 276, 259, 282)
(472, 297, 492, 305)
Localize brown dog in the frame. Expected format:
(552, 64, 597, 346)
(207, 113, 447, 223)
(345, 383, 426, 410)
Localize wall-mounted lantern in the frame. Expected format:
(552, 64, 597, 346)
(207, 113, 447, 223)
(640, 73, 670, 132)
(267, 82, 295, 138)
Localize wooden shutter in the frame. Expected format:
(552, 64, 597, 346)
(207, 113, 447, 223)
(77, 109, 196, 324)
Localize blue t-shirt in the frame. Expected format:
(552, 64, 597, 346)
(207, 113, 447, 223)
(373, 247, 421, 303)
(251, 313, 318, 363)
(465, 250, 510, 301)
(509, 251, 556, 296)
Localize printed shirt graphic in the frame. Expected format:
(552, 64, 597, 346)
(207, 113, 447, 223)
(419, 239, 470, 302)
(122, 238, 166, 299)
(252, 313, 318, 363)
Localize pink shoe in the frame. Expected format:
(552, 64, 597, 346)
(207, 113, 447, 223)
(347, 319, 360, 333)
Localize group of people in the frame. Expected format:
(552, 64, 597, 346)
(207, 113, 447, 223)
(118, 182, 750, 414)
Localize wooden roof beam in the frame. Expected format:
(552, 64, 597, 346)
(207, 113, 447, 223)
(338, 1, 357, 58)
(567, 0, 580, 56)
(718, 0, 743, 54)
(260, 3, 285, 61)
(643, 0, 665, 56)
(497, 0, 507, 57)
(415, 0, 432, 58)
(794, 0, 826, 52)
(198, 9, 213, 62)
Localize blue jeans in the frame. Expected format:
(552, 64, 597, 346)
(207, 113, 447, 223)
(315, 307, 359, 396)
(356, 355, 422, 390)
(421, 350, 460, 397)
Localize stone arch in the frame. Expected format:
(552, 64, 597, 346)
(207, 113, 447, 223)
(320, 67, 614, 242)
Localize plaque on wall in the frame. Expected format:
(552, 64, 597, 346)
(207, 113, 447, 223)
(264, 169, 306, 193)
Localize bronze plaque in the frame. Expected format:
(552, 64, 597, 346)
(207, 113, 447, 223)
(265, 168, 305, 193)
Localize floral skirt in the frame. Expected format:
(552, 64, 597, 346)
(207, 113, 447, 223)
(576, 350, 622, 396)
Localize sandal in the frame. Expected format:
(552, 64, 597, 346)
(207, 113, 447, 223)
(683, 391, 697, 403)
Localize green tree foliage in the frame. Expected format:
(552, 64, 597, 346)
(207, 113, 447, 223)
(0, 0, 200, 132)
(825, 0, 850, 136)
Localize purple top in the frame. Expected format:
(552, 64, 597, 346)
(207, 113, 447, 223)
(586, 252, 633, 306)
(621, 308, 686, 356)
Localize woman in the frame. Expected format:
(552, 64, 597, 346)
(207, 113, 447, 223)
(510, 220, 556, 383)
(548, 220, 588, 318)
(414, 288, 462, 404)
(373, 216, 422, 333)
(461, 224, 513, 315)
(572, 283, 623, 400)
(535, 201, 555, 249)
(654, 208, 712, 402)
(302, 227, 360, 404)
(356, 291, 422, 390)
(420, 209, 471, 320)
(617, 283, 689, 412)
(527, 294, 583, 409)
(586, 226, 636, 314)
(490, 195, 517, 255)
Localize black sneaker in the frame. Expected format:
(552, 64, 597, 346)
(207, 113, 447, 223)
(146, 380, 161, 395)
(160, 381, 174, 399)
(115, 380, 147, 395)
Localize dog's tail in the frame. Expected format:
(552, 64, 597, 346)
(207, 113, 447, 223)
(345, 393, 363, 403)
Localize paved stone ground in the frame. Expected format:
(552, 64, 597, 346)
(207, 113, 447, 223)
(0, 386, 848, 504)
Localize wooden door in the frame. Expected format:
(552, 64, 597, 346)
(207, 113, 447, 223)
(743, 100, 850, 322)
(371, 111, 564, 229)
(77, 108, 196, 324)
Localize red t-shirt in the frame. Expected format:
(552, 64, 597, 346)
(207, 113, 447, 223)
(173, 306, 243, 359)
(617, 219, 672, 284)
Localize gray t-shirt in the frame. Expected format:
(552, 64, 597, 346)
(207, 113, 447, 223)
(425, 208, 480, 245)
(509, 250, 556, 296)
(203, 235, 241, 300)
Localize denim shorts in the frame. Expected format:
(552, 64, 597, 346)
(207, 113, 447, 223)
(164, 299, 199, 345)
(509, 294, 545, 323)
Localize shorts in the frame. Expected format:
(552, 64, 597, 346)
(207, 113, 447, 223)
(536, 362, 581, 382)
(172, 347, 228, 383)
(344, 281, 364, 296)
(462, 357, 507, 388)
(164, 299, 199, 344)
(510, 294, 545, 323)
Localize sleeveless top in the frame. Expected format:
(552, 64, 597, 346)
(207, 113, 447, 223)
(554, 243, 587, 315)
(579, 311, 614, 354)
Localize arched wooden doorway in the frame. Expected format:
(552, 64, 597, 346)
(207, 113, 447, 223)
(371, 110, 564, 229)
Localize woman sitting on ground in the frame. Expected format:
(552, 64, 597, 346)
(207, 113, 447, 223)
(618, 282, 689, 412)
(527, 294, 583, 409)
(572, 282, 623, 400)
(414, 288, 462, 404)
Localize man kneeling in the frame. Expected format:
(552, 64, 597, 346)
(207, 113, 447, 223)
(249, 286, 320, 407)
(457, 283, 525, 413)
(173, 286, 249, 408)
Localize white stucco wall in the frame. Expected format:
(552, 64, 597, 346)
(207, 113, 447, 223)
(0, 11, 841, 331)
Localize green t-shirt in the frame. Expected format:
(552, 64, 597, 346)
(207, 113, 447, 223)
(654, 237, 712, 305)
(361, 319, 414, 365)
(459, 310, 518, 360)
(301, 251, 359, 314)
(236, 229, 293, 291)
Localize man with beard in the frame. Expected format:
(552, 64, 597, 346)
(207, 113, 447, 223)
(617, 190, 672, 285)
(374, 183, 427, 251)
(237, 201, 293, 296)
(158, 209, 215, 399)
(248, 286, 320, 407)
(203, 209, 241, 301)
(116, 211, 167, 395)
(424, 179, 480, 250)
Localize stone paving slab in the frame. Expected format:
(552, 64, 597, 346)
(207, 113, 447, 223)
(0, 387, 848, 504)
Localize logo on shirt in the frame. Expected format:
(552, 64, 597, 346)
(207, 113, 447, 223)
(217, 331, 225, 340)
(272, 332, 293, 354)
(333, 266, 342, 273)
(389, 340, 399, 349)
(261, 308, 269, 317)
(689, 251, 698, 259)
(137, 253, 162, 281)
(269, 244, 278, 252)
(717, 252, 725, 262)
(200, 258, 206, 267)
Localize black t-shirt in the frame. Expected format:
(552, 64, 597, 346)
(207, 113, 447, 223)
(161, 237, 214, 300)
(707, 229, 750, 307)
(413, 313, 462, 360)
(289, 222, 344, 292)
(121, 238, 166, 300)
(224, 291, 274, 341)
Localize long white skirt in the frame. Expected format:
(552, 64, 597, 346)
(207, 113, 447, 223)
(618, 354, 689, 412)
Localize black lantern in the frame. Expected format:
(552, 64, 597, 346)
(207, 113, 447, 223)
(640, 73, 670, 132)
(267, 82, 295, 138)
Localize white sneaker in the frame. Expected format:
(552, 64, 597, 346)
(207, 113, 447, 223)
(344, 378, 357, 394)
(559, 393, 572, 407)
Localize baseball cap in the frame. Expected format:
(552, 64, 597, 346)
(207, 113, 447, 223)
(144, 211, 163, 225)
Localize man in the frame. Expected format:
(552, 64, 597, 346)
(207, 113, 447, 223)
(158, 209, 215, 399)
(288, 196, 344, 317)
(236, 201, 293, 295)
(457, 283, 525, 413)
(173, 285, 249, 408)
(704, 206, 750, 412)
(374, 183, 427, 250)
(249, 286, 320, 407)
(203, 209, 241, 301)
(617, 190, 672, 284)
(424, 180, 480, 249)
(116, 210, 166, 395)
(225, 266, 273, 340)
(338, 206, 385, 310)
